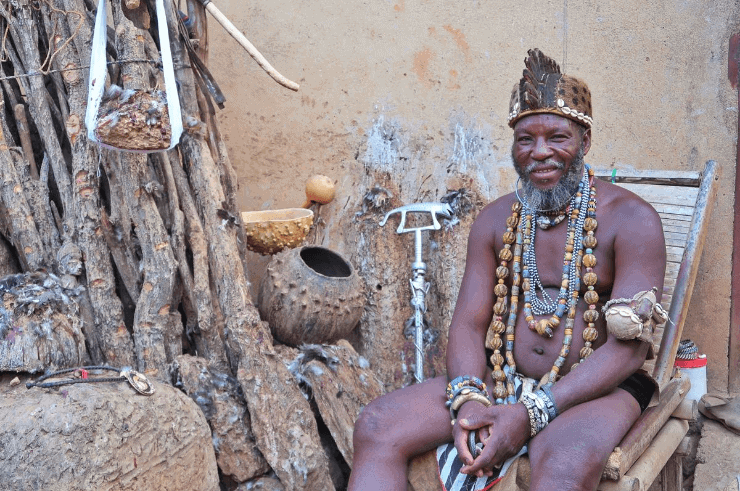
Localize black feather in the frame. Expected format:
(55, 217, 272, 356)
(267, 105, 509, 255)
(521, 49, 561, 109)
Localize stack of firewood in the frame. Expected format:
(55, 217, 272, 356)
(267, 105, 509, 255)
(0, 1, 384, 489)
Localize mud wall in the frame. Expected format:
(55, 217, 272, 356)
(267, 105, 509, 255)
(208, 0, 739, 394)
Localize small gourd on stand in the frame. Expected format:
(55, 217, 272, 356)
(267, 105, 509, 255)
(241, 176, 365, 346)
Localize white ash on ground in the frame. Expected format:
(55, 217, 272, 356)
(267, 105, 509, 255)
(95, 87, 171, 151)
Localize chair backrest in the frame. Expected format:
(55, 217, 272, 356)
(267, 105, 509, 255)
(595, 161, 719, 389)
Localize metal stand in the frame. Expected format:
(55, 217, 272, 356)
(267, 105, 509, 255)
(380, 202, 452, 383)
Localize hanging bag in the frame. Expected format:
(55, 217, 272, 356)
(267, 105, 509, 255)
(85, 0, 183, 153)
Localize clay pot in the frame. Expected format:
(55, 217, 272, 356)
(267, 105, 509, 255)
(241, 208, 313, 255)
(259, 246, 366, 346)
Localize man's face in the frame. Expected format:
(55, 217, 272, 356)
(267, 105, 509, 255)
(511, 114, 591, 211)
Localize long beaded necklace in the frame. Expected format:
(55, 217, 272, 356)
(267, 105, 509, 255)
(487, 165, 598, 400)
(522, 168, 590, 338)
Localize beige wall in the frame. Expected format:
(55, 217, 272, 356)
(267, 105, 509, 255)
(209, 0, 739, 394)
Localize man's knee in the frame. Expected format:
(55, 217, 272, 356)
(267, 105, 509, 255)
(530, 436, 610, 491)
(353, 398, 403, 451)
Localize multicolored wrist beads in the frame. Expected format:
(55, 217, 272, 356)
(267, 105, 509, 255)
(445, 376, 492, 425)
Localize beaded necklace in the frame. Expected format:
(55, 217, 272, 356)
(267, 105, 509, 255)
(522, 168, 590, 338)
(487, 165, 598, 401)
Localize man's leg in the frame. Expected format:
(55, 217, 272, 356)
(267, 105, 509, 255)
(528, 387, 641, 491)
(348, 375, 453, 491)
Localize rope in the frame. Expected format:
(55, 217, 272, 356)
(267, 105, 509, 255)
(26, 365, 124, 388)
(26, 365, 155, 395)
(0, 58, 171, 83)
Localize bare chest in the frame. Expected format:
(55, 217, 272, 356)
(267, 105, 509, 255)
(500, 219, 616, 294)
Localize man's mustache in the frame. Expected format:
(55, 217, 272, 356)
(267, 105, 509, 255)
(523, 159, 565, 176)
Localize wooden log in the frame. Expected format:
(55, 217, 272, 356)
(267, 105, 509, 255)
(660, 452, 683, 491)
(175, 354, 270, 483)
(290, 340, 384, 467)
(0, 233, 21, 277)
(180, 131, 335, 491)
(12, 151, 60, 270)
(186, 0, 210, 64)
(12, 104, 38, 180)
(157, 152, 199, 336)
(164, 11, 226, 371)
(115, 150, 177, 376)
(0, 272, 88, 373)
(598, 419, 689, 491)
(164, 1, 334, 487)
(408, 450, 443, 491)
(0, 372, 220, 491)
(602, 373, 690, 480)
(168, 150, 228, 370)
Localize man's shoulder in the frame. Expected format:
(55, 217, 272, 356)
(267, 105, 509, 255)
(596, 178, 658, 214)
(476, 192, 518, 224)
(595, 178, 664, 236)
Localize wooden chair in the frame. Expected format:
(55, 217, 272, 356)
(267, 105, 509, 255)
(407, 161, 720, 491)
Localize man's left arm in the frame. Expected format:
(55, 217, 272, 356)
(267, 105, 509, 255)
(550, 196, 666, 412)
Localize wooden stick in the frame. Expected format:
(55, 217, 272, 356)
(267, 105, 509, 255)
(0, 145, 46, 271)
(199, 0, 299, 91)
(0, 2, 73, 208)
(13, 104, 38, 180)
(602, 373, 690, 480)
(598, 419, 689, 491)
(671, 398, 698, 421)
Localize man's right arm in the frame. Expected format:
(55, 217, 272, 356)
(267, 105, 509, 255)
(446, 203, 500, 381)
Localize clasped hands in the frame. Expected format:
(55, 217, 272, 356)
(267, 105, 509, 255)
(453, 400, 531, 478)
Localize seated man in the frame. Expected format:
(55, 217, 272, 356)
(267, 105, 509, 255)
(349, 48, 666, 491)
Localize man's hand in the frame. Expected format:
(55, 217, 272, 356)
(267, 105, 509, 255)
(455, 402, 530, 477)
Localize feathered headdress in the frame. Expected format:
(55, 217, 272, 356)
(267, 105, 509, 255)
(508, 48, 593, 128)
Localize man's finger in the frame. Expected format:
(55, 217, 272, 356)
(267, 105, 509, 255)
(479, 424, 492, 443)
(458, 415, 487, 430)
(453, 426, 475, 466)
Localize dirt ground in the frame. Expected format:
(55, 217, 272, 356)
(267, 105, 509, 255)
(693, 417, 740, 491)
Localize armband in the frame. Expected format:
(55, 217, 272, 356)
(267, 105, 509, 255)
(604, 288, 667, 349)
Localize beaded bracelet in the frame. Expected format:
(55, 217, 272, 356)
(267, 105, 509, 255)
(445, 376, 492, 425)
(448, 390, 492, 425)
(539, 385, 559, 421)
(446, 375, 487, 402)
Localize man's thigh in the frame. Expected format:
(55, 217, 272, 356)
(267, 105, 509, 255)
(527, 387, 641, 487)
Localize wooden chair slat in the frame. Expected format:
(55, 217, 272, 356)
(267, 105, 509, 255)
(619, 183, 700, 207)
(659, 211, 694, 223)
(652, 203, 696, 217)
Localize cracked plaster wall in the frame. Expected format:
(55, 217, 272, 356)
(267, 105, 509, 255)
(210, 0, 740, 393)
